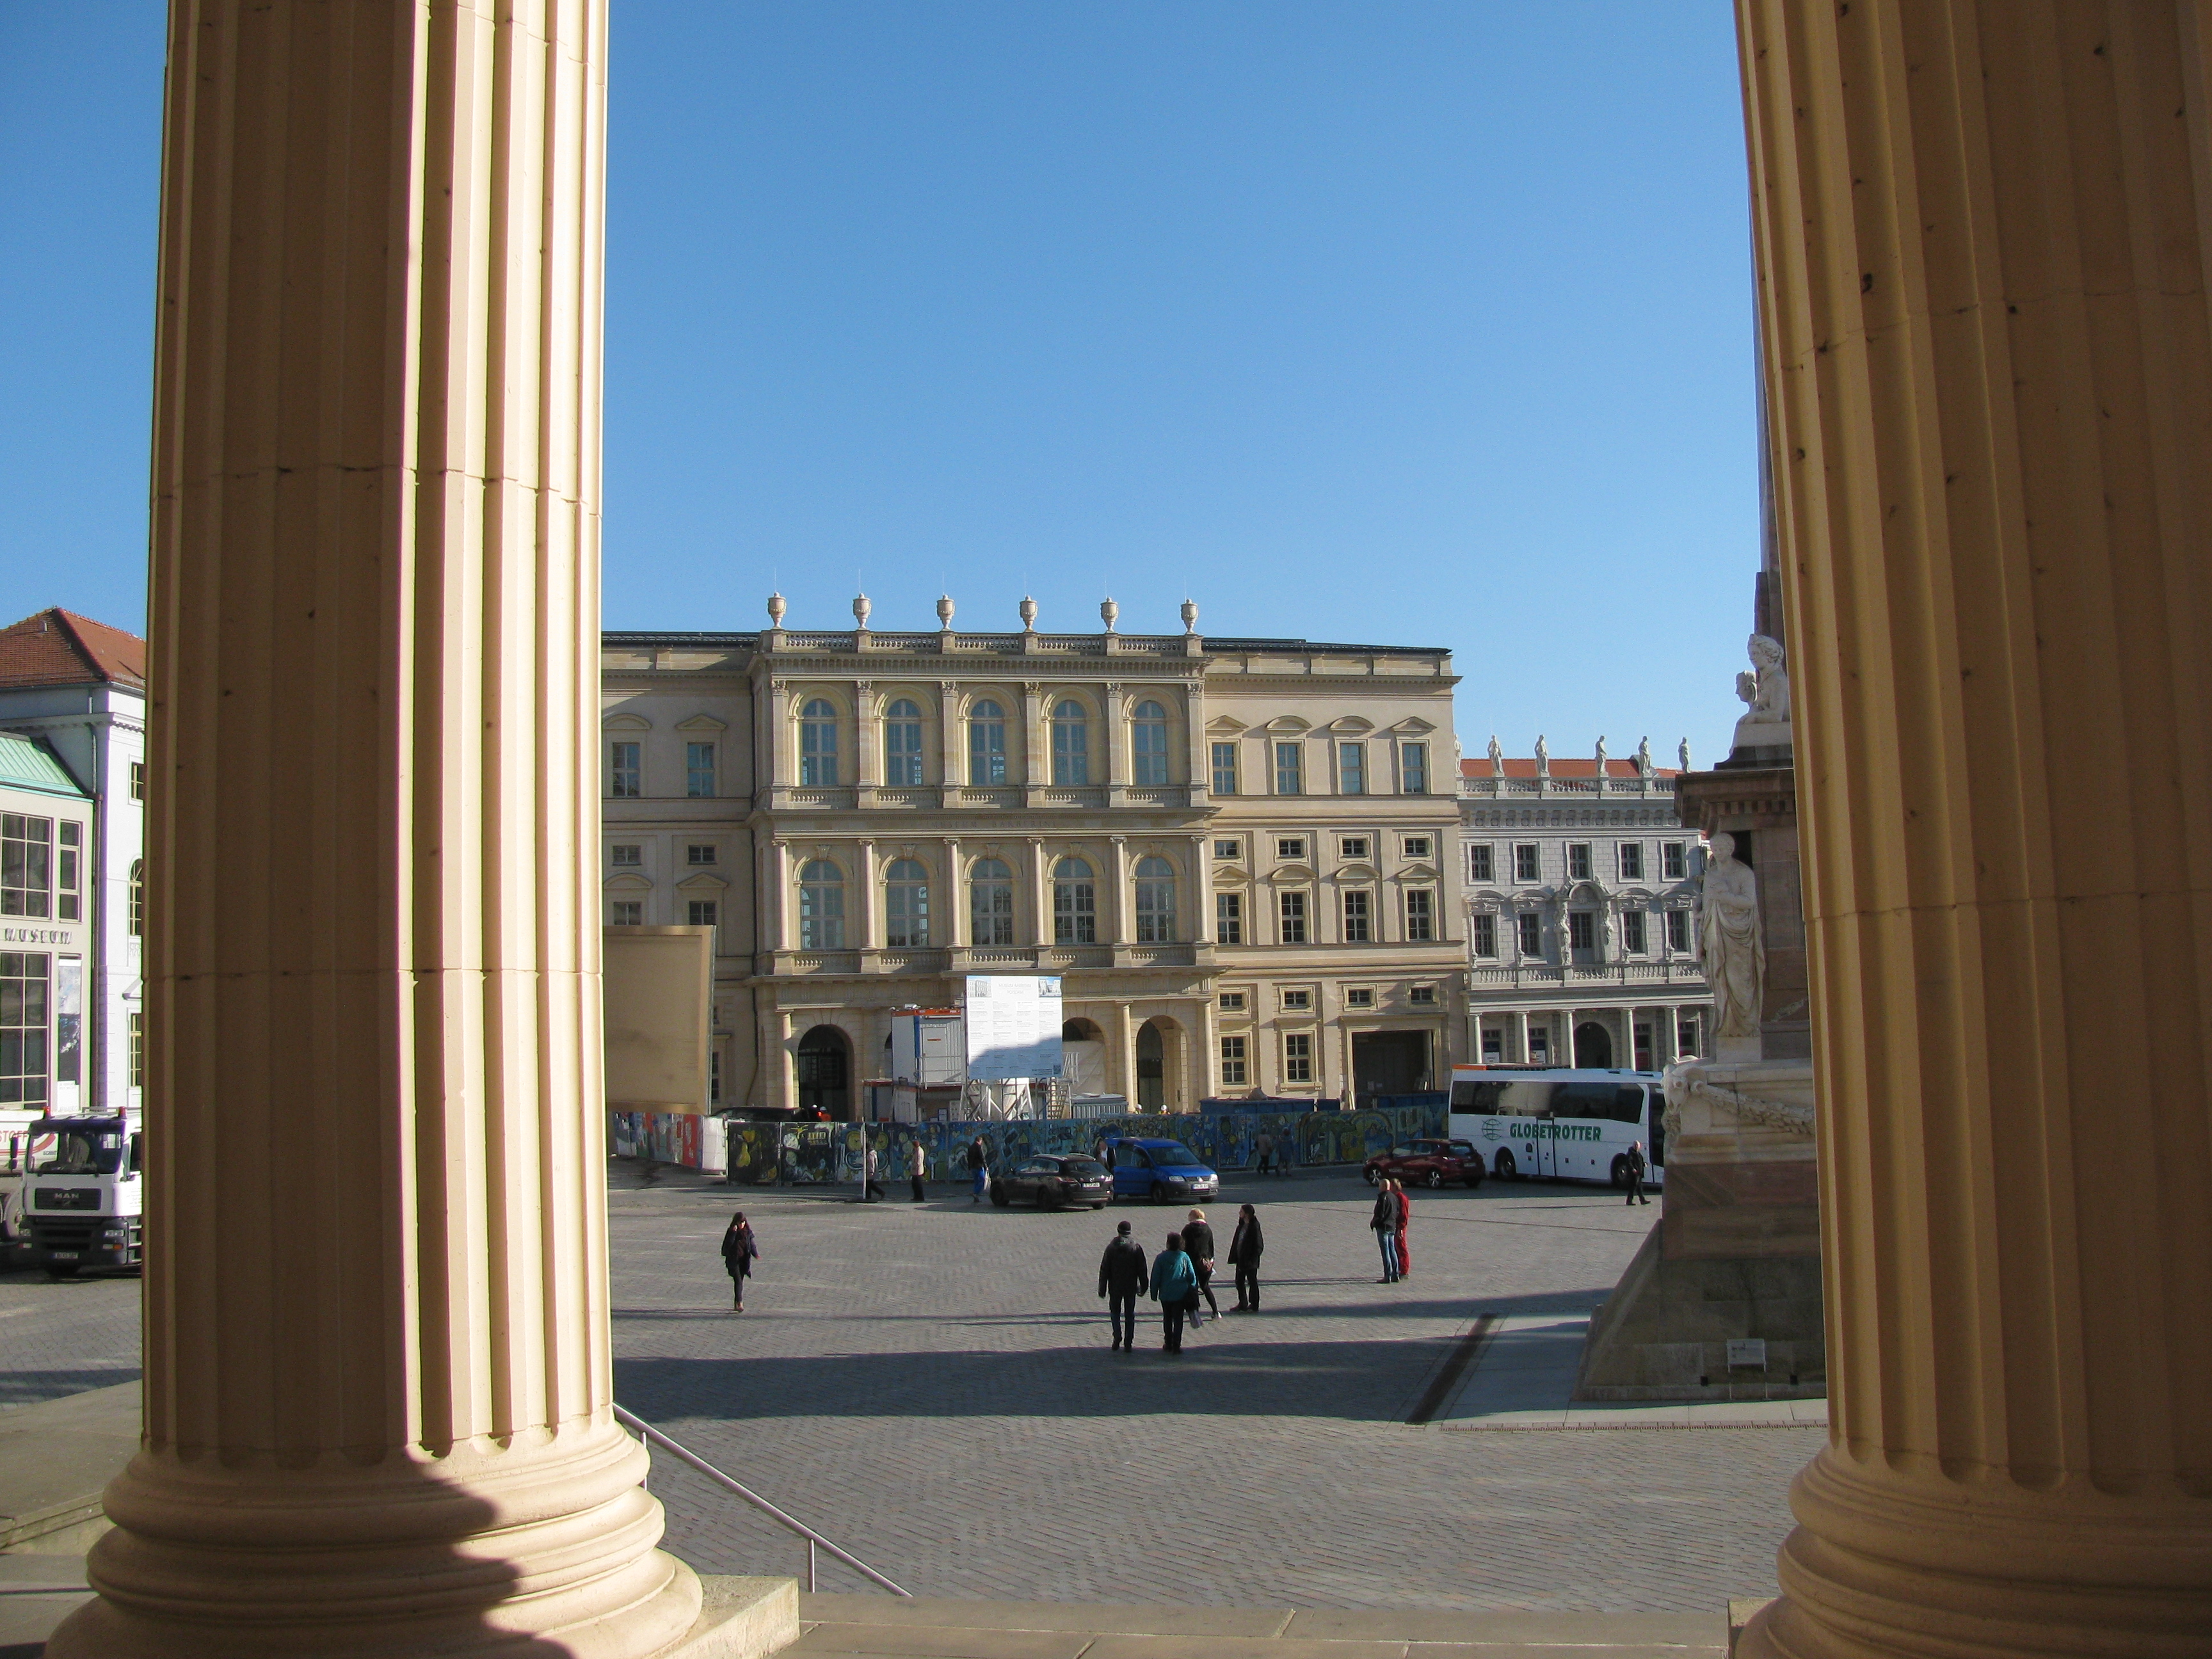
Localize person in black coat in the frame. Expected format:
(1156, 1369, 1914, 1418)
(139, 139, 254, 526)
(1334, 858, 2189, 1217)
(1181, 1209, 1221, 1324)
(1227, 1203, 1265, 1311)
(1096, 1220, 1150, 1350)
(721, 1212, 758, 1311)
(1624, 1141, 1649, 1206)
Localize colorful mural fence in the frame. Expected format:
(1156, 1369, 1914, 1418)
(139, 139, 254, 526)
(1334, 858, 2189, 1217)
(611, 1100, 1448, 1187)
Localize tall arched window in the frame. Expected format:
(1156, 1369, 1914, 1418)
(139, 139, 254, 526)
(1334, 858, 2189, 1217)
(1051, 700, 1089, 785)
(1134, 855, 1176, 943)
(883, 698, 924, 786)
(883, 858, 929, 947)
(1052, 856, 1096, 945)
(129, 858, 145, 937)
(970, 856, 1014, 946)
(799, 700, 839, 785)
(1131, 700, 1170, 785)
(797, 859, 844, 949)
(968, 700, 1007, 785)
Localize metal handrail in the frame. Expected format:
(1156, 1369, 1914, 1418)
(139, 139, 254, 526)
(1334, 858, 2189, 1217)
(613, 1404, 912, 1597)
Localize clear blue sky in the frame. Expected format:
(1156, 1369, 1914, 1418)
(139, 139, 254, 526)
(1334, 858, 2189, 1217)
(1, 3, 1758, 767)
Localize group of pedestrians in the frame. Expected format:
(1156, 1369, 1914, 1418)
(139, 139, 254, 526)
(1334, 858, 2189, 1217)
(1097, 1203, 1265, 1352)
(1369, 1176, 1413, 1282)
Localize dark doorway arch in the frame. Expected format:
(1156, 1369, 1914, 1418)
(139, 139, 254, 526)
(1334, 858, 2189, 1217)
(1573, 1022, 1614, 1070)
(1135, 1020, 1168, 1110)
(794, 1025, 852, 1119)
(1061, 1018, 1103, 1043)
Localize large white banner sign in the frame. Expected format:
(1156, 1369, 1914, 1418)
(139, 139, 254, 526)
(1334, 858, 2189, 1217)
(963, 975, 1063, 1081)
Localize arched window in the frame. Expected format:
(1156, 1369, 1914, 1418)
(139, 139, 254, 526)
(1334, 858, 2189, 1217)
(970, 856, 1014, 946)
(1133, 855, 1176, 943)
(1130, 700, 1170, 785)
(799, 699, 839, 785)
(883, 858, 929, 947)
(1051, 700, 1089, 785)
(797, 859, 844, 949)
(129, 858, 145, 937)
(1052, 856, 1096, 945)
(883, 698, 924, 787)
(968, 700, 1007, 785)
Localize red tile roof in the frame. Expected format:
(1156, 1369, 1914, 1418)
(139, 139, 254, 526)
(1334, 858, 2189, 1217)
(0, 609, 147, 692)
(1461, 757, 1678, 780)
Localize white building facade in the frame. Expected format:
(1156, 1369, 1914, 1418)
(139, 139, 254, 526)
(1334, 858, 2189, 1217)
(1458, 747, 1711, 1071)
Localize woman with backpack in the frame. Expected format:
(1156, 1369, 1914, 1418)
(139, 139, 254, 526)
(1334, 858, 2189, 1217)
(1149, 1232, 1199, 1352)
(721, 1212, 759, 1311)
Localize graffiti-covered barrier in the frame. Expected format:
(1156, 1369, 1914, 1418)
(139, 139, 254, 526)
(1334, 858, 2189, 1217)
(624, 1101, 1447, 1187)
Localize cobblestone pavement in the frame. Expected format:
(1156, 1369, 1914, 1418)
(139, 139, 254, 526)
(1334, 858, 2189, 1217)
(612, 1165, 1818, 1613)
(0, 1265, 143, 1407)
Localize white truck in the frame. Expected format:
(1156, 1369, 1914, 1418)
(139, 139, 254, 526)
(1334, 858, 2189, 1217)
(19, 1114, 142, 1278)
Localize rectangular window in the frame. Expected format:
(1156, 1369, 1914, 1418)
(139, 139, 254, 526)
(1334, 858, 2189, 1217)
(1517, 913, 1542, 956)
(1622, 910, 1647, 953)
(685, 742, 717, 798)
(1278, 890, 1308, 944)
(1667, 909, 1690, 953)
(1406, 888, 1434, 941)
(1567, 843, 1592, 880)
(1400, 741, 1429, 794)
(1211, 742, 1238, 796)
(1215, 892, 1243, 945)
(1409, 985, 1436, 1006)
(129, 760, 146, 802)
(1346, 988, 1374, 1009)
(1281, 988, 1311, 1011)
(1472, 913, 1497, 958)
(0, 952, 49, 1106)
(1274, 742, 1302, 796)
(1677, 1014, 1701, 1055)
(1340, 837, 1368, 860)
(1342, 890, 1371, 942)
(1468, 844, 1494, 883)
(610, 742, 641, 799)
(1283, 1032, 1313, 1084)
(1403, 835, 1431, 860)
(1276, 837, 1306, 861)
(1663, 842, 1687, 881)
(1514, 843, 1540, 881)
(1214, 837, 1240, 860)
(687, 900, 719, 929)
(1480, 1025, 1503, 1061)
(1337, 742, 1365, 796)
(129, 1009, 143, 1090)
(1219, 991, 1246, 1011)
(1618, 842, 1644, 880)
(1, 815, 52, 918)
(1219, 1036, 1248, 1086)
(611, 901, 642, 926)
(687, 844, 717, 865)
(611, 844, 643, 867)
(710, 1051, 722, 1105)
(972, 881, 1015, 947)
(56, 823, 81, 922)
(1569, 911, 1594, 952)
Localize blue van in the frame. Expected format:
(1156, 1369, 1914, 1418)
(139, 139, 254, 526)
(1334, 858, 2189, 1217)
(1103, 1137, 1221, 1205)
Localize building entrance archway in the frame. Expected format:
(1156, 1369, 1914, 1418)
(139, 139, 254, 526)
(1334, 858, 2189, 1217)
(1573, 1022, 1614, 1070)
(794, 1025, 852, 1119)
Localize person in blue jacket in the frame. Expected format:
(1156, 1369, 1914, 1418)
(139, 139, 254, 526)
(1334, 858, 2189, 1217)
(1149, 1232, 1199, 1353)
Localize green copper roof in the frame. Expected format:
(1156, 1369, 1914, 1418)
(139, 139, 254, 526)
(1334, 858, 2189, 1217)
(0, 731, 90, 799)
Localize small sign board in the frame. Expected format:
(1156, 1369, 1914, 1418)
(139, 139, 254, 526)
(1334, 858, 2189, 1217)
(963, 975, 1063, 1082)
(1726, 1338, 1768, 1370)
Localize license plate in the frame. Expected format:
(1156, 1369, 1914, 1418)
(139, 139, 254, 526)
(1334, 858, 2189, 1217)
(50, 1251, 79, 1260)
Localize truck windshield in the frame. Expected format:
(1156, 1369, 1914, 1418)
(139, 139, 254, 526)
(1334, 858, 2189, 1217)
(38, 1132, 124, 1175)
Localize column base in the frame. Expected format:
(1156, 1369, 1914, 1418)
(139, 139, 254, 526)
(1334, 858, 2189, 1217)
(666, 1576, 801, 1659)
(1735, 1446, 2212, 1659)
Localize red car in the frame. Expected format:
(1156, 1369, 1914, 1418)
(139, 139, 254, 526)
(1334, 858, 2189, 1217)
(1364, 1139, 1486, 1190)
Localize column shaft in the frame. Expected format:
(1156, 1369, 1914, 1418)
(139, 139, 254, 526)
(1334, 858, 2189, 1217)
(1736, 2, 2212, 1653)
(55, 4, 701, 1655)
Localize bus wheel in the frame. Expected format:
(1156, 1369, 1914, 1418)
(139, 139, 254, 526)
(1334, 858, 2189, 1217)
(1610, 1155, 1631, 1189)
(1494, 1150, 1517, 1180)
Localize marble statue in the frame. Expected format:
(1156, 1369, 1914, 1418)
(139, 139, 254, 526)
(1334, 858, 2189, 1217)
(1679, 737, 1692, 773)
(1487, 734, 1503, 771)
(1732, 634, 1793, 754)
(1700, 831, 1766, 1041)
(1534, 733, 1550, 774)
(1637, 736, 1652, 774)
(1595, 735, 1608, 770)
(1600, 906, 1617, 961)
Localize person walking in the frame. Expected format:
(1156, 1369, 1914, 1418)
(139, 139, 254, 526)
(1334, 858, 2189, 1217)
(908, 1137, 929, 1203)
(721, 1212, 758, 1311)
(967, 1135, 990, 1204)
(1370, 1180, 1401, 1283)
(862, 1138, 886, 1203)
(1182, 1208, 1221, 1323)
(1096, 1219, 1150, 1350)
(1624, 1140, 1649, 1206)
(1393, 1177, 1413, 1278)
(1228, 1203, 1264, 1311)
(1254, 1130, 1274, 1178)
(1150, 1231, 1199, 1353)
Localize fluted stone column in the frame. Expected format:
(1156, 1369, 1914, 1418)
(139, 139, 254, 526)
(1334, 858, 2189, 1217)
(1736, 3, 2212, 1653)
(52, 4, 705, 1655)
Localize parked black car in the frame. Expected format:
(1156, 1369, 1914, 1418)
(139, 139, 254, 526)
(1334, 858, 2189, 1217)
(991, 1154, 1112, 1210)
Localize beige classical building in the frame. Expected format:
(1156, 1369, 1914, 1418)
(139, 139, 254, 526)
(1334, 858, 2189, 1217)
(600, 604, 1464, 1114)
(1457, 745, 1711, 1071)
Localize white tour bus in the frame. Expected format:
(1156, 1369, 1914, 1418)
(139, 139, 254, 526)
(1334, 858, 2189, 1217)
(1447, 1066, 1665, 1189)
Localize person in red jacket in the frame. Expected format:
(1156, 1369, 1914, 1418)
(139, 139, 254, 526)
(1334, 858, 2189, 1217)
(1393, 1179, 1413, 1278)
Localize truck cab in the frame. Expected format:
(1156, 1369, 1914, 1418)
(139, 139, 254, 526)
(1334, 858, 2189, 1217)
(21, 1116, 143, 1277)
